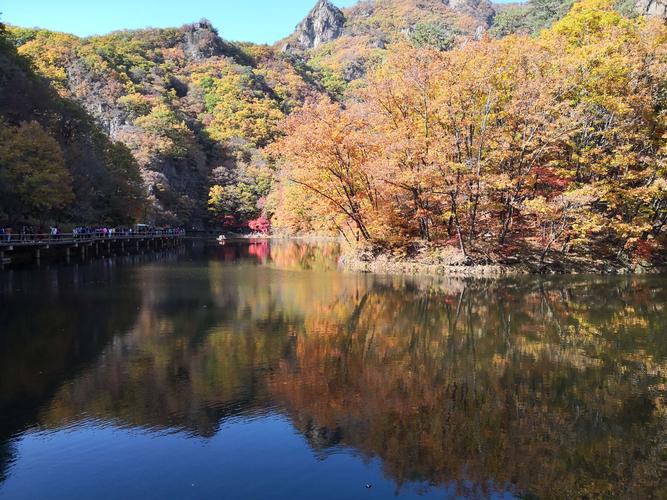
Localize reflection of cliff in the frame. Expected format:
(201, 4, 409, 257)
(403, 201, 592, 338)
(21, 246, 667, 498)
(0, 261, 142, 482)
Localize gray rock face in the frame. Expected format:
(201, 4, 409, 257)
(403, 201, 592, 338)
(285, 0, 346, 50)
(181, 20, 227, 61)
(636, 0, 667, 18)
(65, 58, 129, 138)
(343, 59, 367, 81)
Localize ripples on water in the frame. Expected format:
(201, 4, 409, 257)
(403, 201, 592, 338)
(0, 240, 666, 499)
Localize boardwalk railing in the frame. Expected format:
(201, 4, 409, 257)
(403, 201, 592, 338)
(0, 231, 184, 247)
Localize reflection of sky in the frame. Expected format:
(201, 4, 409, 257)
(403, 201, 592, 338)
(0, 415, 517, 500)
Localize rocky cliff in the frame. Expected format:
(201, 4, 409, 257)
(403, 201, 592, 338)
(280, 0, 497, 89)
(284, 0, 346, 51)
(283, 0, 497, 53)
(182, 20, 228, 60)
(636, 0, 667, 17)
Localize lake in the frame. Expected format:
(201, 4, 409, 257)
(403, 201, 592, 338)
(1, 240, 666, 499)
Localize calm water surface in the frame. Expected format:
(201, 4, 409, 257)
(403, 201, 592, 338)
(1, 241, 666, 499)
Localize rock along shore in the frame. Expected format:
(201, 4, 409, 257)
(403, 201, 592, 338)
(338, 246, 665, 278)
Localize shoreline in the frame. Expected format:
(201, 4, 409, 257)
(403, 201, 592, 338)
(340, 253, 520, 277)
(338, 248, 666, 278)
(208, 232, 341, 242)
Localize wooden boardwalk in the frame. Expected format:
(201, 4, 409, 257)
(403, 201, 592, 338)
(0, 232, 184, 267)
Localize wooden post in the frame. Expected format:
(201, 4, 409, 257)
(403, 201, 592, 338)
(35, 248, 41, 266)
(81, 245, 86, 261)
(65, 247, 71, 264)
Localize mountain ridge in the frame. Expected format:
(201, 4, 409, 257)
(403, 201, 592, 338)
(3, 19, 325, 226)
(1, 0, 664, 229)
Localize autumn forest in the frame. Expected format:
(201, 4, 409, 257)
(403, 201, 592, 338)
(273, 0, 667, 270)
(1, 1, 667, 494)
(0, 0, 665, 270)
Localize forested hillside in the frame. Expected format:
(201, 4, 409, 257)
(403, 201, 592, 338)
(280, 0, 495, 94)
(4, 21, 323, 227)
(0, 0, 566, 230)
(0, 0, 665, 269)
(272, 0, 667, 270)
(0, 24, 144, 226)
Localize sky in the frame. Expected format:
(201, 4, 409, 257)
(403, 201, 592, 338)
(1, 0, 360, 44)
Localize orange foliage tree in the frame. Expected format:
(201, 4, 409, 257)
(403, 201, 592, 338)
(272, 0, 667, 266)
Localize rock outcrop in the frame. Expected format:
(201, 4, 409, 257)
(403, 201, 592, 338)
(7, 19, 324, 227)
(636, 0, 667, 18)
(281, 0, 497, 83)
(283, 0, 346, 51)
(181, 20, 227, 61)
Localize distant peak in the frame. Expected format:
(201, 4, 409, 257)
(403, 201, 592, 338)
(284, 0, 346, 51)
(183, 19, 218, 35)
(313, 0, 339, 11)
(180, 19, 226, 61)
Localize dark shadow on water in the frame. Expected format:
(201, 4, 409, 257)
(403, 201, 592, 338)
(0, 251, 185, 482)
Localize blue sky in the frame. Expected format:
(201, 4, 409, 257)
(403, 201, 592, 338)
(2, 0, 358, 44)
(2, 0, 517, 44)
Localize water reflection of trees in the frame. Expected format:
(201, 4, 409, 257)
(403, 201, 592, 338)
(4, 244, 666, 497)
(210, 240, 341, 272)
(268, 278, 667, 498)
(40, 260, 363, 436)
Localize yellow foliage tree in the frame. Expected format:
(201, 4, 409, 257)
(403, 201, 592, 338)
(0, 120, 74, 221)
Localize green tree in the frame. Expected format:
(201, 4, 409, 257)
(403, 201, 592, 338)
(615, 0, 639, 17)
(490, 0, 575, 36)
(530, 0, 576, 29)
(490, 8, 532, 37)
(410, 22, 455, 51)
(98, 141, 146, 224)
(208, 178, 270, 223)
(130, 103, 198, 166)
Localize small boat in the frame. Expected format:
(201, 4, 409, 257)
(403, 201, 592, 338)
(217, 235, 227, 243)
